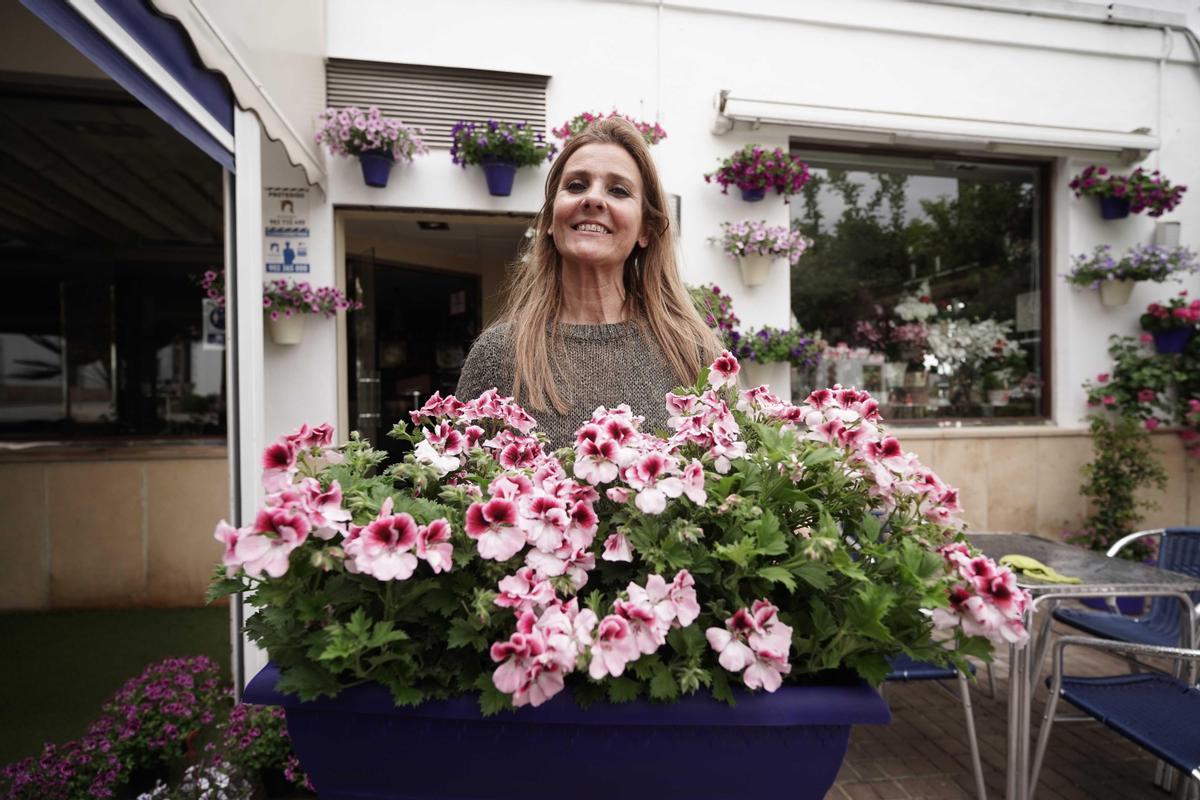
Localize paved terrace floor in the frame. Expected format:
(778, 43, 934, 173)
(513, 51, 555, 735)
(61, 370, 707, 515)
(829, 624, 1176, 800)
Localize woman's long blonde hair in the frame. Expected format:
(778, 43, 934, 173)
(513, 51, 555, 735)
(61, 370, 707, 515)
(498, 116, 721, 413)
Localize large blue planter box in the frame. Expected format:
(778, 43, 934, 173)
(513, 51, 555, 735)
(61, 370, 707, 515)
(245, 663, 890, 799)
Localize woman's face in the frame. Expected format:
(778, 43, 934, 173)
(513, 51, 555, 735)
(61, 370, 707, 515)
(550, 143, 649, 273)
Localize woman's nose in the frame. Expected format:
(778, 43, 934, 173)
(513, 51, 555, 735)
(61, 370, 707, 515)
(581, 188, 606, 209)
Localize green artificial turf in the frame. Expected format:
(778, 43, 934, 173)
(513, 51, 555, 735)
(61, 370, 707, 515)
(0, 607, 232, 768)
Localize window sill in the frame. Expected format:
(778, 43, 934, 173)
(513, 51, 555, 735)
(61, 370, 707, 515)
(0, 439, 227, 463)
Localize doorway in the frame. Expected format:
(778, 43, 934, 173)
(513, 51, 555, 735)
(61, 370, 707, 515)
(342, 210, 531, 457)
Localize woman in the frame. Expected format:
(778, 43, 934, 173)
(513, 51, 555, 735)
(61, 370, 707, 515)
(456, 117, 721, 448)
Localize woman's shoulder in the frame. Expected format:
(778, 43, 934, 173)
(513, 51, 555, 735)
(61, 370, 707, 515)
(469, 321, 513, 351)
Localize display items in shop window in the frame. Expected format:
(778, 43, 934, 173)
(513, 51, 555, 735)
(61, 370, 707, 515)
(1064, 243, 1198, 306)
(791, 154, 1044, 420)
(704, 144, 810, 202)
(552, 110, 667, 146)
(449, 119, 557, 197)
(708, 219, 811, 287)
(315, 105, 428, 189)
(1069, 165, 1188, 219)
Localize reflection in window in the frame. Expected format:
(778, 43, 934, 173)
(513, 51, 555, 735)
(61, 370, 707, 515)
(790, 151, 1043, 421)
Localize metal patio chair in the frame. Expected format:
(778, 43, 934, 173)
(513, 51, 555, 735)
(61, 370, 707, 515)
(1051, 527, 1200, 653)
(886, 654, 988, 800)
(1030, 637, 1200, 800)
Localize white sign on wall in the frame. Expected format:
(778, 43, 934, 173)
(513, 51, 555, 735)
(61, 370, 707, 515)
(264, 186, 310, 274)
(202, 299, 225, 350)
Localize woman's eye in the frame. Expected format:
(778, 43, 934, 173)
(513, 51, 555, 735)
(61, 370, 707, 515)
(566, 180, 586, 192)
(610, 186, 631, 197)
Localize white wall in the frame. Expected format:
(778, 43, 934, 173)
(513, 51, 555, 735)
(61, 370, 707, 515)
(317, 0, 1200, 425)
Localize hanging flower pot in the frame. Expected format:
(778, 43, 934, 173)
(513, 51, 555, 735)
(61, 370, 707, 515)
(266, 312, 305, 345)
(358, 149, 396, 188)
(740, 186, 766, 202)
(450, 120, 557, 198)
(481, 157, 519, 197)
(1152, 327, 1194, 354)
(1098, 279, 1136, 307)
(705, 144, 810, 200)
(244, 662, 889, 800)
(740, 360, 774, 388)
(738, 254, 776, 287)
(1098, 196, 1131, 220)
(315, 106, 427, 188)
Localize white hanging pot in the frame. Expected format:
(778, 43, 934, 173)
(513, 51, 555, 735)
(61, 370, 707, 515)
(266, 312, 305, 345)
(737, 254, 777, 288)
(1098, 279, 1135, 307)
(741, 360, 774, 390)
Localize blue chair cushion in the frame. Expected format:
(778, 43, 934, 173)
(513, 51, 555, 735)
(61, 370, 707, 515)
(1056, 673, 1200, 774)
(1052, 606, 1180, 648)
(886, 654, 975, 682)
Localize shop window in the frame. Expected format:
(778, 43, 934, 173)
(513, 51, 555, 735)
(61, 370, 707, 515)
(0, 86, 225, 439)
(790, 149, 1046, 422)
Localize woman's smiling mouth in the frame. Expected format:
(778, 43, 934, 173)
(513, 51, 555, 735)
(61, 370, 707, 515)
(572, 222, 611, 234)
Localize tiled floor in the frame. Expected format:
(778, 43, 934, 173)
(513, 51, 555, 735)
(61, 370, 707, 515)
(828, 626, 1175, 800)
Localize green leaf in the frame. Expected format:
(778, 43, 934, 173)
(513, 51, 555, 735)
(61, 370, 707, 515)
(846, 584, 896, 642)
(757, 565, 797, 592)
(205, 575, 245, 603)
(447, 618, 488, 651)
(753, 511, 787, 556)
(714, 536, 756, 567)
(709, 669, 736, 706)
(474, 673, 513, 716)
(803, 447, 840, 467)
(274, 662, 341, 701)
(649, 663, 680, 701)
(859, 512, 882, 544)
(388, 684, 425, 707)
(846, 652, 891, 686)
(606, 676, 641, 703)
(572, 681, 606, 710)
(368, 620, 409, 649)
(792, 561, 832, 590)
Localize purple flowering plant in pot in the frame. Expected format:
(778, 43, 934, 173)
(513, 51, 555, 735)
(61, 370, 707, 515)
(214, 704, 313, 797)
(1069, 165, 1188, 219)
(704, 144, 810, 202)
(450, 120, 557, 197)
(0, 656, 226, 800)
(709, 219, 812, 287)
(315, 106, 428, 188)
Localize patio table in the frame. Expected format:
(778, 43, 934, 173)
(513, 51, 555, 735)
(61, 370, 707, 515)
(968, 532, 1200, 800)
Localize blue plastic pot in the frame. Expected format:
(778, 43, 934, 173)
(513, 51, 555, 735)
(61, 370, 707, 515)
(1152, 327, 1194, 354)
(245, 662, 889, 800)
(741, 186, 767, 202)
(1099, 196, 1131, 220)
(358, 149, 395, 188)
(481, 158, 518, 196)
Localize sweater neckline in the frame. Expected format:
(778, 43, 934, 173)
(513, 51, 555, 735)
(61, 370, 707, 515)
(557, 319, 639, 342)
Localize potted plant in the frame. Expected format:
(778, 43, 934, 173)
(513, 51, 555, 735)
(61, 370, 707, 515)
(209, 353, 1031, 800)
(688, 283, 740, 350)
(1069, 165, 1188, 219)
(709, 220, 812, 286)
(704, 145, 810, 202)
(734, 325, 824, 388)
(450, 120, 557, 197)
(1065, 243, 1199, 306)
(215, 704, 313, 797)
(1140, 291, 1200, 354)
(552, 110, 667, 146)
(315, 106, 427, 188)
(263, 279, 362, 345)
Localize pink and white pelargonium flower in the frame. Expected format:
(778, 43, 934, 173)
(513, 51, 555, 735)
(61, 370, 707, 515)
(708, 350, 741, 390)
(587, 614, 641, 679)
(931, 544, 1031, 647)
(495, 567, 557, 615)
(622, 451, 684, 515)
(465, 497, 524, 561)
(626, 570, 700, 631)
(343, 498, 420, 581)
(229, 506, 311, 579)
(706, 600, 794, 692)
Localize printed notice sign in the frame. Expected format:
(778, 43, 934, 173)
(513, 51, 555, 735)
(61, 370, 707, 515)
(202, 299, 225, 350)
(265, 186, 310, 274)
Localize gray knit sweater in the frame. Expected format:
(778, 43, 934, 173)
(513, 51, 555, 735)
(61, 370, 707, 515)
(455, 321, 682, 449)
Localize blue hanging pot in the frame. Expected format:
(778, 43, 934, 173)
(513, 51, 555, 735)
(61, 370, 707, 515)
(741, 186, 767, 202)
(1152, 327, 1194, 354)
(358, 149, 395, 188)
(1098, 196, 1130, 220)
(481, 157, 519, 197)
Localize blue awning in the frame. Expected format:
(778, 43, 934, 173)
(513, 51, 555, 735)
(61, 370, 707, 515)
(19, 0, 235, 172)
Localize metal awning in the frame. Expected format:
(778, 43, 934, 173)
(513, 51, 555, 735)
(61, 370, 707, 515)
(713, 90, 1159, 163)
